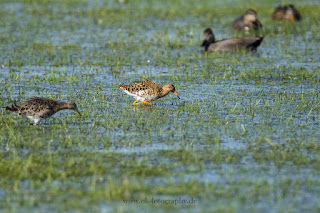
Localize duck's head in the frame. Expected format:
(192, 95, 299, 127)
(284, 6, 295, 21)
(244, 9, 258, 23)
(201, 28, 215, 50)
(287, 4, 301, 21)
(288, 4, 296, 9)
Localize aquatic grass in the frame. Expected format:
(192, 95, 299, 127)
(1, 0, 320, 212)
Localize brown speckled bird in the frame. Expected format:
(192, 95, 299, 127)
(272, 4, 302, 21)
(5, 97, 81, 125)
(201, 28, 264, 52)
(119, 77, 180, 106)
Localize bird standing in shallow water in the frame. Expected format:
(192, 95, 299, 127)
(5, 97, 81, 125)
(119, 77, 180, 106)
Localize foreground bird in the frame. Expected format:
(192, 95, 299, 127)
(201, 28, 264, 52)
(231, 9, 263, 32)
(5, 97, 81, 125)
(119, 77, 180, 106)
(272, 4, 302, 21)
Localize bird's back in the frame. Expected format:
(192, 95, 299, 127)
(272, 6, 285, 20)
(119, 77, 163, 101)
(208, 37, 264, 51)
(120, 78, 161, 94)
(6, 97, 58, 118)
(231, 15, 245, 30)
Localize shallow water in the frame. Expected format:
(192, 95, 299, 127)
(1, 0, 320, 212)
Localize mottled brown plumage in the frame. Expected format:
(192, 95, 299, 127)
(272, 4, 302, 21)
(201, 28, 264, 52)
(5, 97, 81, 125)
(231, 9, 263, 31)
(119, 77, 180, 106)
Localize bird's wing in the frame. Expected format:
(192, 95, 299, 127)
(20, 97, 55, 116)
(231, 16, 245, 30)
(120, 77, 161, 97)
(137, 77, 162, 89)
(210, 37, 263, 51)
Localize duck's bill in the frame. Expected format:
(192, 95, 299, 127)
(200, 40, 208, 47)
(173, 91, 180, 99)
(289, 14, 294, 21)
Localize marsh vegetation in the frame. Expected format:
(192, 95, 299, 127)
(0, 0, 320, 212)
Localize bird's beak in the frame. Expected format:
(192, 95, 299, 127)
(173, 91, 180, 99)
(289, 14, 294, 21)
(75, 108, 81, 116)
(200, 40, 207, 47)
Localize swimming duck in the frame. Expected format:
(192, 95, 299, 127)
(231, 9, 263, 32)
(201, 28, 264, 52)
(272, 4, 302, 21)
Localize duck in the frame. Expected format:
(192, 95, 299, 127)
(272, 4, 302, 21)
(231, 9, 263, 32)
(201, 28, 264, 52)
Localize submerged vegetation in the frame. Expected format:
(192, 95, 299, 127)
(0, 0, 320, 212)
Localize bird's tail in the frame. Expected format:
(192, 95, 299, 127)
(251, 37, 264, 50)
(5, 101, 19, 112)
(119, 84, 128, 90)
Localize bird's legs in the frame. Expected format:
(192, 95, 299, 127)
(33, 119, 40, 126)
(133, 100, 139, 105)
(133, 100, 152, 106)
(141, 101, 152, 106)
